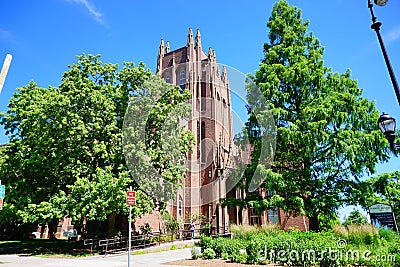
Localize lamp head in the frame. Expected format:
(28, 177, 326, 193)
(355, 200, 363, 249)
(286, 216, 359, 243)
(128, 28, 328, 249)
(378, 112, 396, 134)
(374, 0, 388, 6)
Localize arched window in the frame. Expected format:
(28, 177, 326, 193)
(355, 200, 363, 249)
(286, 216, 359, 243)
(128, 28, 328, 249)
(179, 70, 185, 90)
(165, 75, 170, 83)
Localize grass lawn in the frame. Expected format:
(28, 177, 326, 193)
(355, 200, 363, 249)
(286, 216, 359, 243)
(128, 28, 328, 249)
(0, 239, 96, 257)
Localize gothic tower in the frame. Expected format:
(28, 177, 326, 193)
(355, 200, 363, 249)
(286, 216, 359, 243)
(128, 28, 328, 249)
(157, 28, 233, 233)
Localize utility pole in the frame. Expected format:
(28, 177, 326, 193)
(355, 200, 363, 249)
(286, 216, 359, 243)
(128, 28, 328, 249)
(0, 54, 12, 93)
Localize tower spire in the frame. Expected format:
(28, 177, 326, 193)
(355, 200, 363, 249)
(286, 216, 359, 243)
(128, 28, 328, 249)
(195, 29, 202, 51)
(187, 28, 194, 47)
(156, 39, 164, 74)
(208, 47, 216, 63)
(158, 39, 165, 56)
(222, 66, 227, 82)
(166, 41, 170, 53)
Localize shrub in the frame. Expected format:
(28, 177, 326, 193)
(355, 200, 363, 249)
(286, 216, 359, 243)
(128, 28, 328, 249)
(161, 211, 183, 231)
(231, 248, 247, 263)
(202, 248, 216, 259)
(199, 224, 400, 266)
(210, 237, 231, 258)
(191, 247, 202, 259)
(139, 223, 152, 235)
(235, 253, 247, 263)
(379, 227, 399, 243)
(199, 234, 212, 251)
(347, 224, 379, 246)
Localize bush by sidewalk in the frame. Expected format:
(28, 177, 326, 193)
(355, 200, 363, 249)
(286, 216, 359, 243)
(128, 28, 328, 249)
(198, 224, 400, 266)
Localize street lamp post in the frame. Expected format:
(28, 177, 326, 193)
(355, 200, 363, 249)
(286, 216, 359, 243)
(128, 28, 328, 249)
(368, 0, 400, 106)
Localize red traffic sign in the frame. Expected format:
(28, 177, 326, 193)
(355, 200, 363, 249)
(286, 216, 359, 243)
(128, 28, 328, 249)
(127, 191, 136, 198)
(0, 198, 3, 210)
(126, 191, 136, 206)
(127, 198, 136, 206)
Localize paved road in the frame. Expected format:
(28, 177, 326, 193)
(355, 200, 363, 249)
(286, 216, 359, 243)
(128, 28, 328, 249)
(0, 248, 193, 267)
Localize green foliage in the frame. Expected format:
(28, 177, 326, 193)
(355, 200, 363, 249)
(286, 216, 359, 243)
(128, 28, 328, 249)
(344, 209, 368, 226)
(122, 73, 194, 203)
(234, 0, 390, 231)
(230, 223, 280, 238)
(0, 54, 193, 238)
(191, 247, 202, 259)
(200, 227, 400, 266)
(334, 224, 381, 247)
(347, 224, 380, 246)
(139, 223, 152, 235)
(185, 212, 207, 224)
(379, 227, 400, 243)
(356, 171, 400, 224)
(202, 247, 216, 259)
(318, 212, 341, 231)
(161, 210, 183, 231)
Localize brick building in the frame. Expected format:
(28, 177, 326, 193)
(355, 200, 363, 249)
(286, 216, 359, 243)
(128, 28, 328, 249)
(38, 28, 309, 239)
(137, 28, 309, 233)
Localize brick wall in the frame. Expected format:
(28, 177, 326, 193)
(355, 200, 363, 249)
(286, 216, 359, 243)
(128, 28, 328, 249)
(279, 209, 309, 232)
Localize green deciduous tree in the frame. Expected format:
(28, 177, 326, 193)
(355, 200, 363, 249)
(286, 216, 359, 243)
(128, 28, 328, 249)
(244, 0, 389, 231)
(355, 171, 400, 224)
(122, 75, 194, 204)
(0, 54, 193, 238)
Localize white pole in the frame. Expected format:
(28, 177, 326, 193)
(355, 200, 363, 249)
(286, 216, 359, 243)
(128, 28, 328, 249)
(0, 54, 12, 94)
(128, 186, 132, 267)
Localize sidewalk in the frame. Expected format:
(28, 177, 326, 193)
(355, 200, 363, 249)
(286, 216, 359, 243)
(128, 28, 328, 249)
(0, 242, 195, 267)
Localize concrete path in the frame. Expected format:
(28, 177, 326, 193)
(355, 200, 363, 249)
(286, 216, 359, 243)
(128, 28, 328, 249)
(0, 248, 193, 267)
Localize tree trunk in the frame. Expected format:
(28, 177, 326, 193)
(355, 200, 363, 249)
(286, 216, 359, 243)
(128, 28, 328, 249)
(47, 219, 59, 240)
(308, 215, 320, 232)
(107, 212, 117, 236)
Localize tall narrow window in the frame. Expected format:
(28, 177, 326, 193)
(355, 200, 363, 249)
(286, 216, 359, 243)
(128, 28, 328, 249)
(267, 207, 279, 223)
(201, 83, 206, 111)
(165, 75, 170, 83)
(250, 208, 260, 225)
(201, 122, 206, 163)
(179, 70, 185, 90)
(178, 195, 183, 217)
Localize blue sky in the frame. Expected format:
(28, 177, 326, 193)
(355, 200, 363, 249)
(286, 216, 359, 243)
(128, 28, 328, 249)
(1, 0, 400, 220)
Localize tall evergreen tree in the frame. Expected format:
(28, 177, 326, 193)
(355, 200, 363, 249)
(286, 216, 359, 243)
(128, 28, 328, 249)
(248, 0, 389, 230)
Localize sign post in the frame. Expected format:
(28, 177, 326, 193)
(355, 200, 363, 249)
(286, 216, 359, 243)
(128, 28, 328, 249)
(126, 187, 136, 267)
(0, 180, 4, 210)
